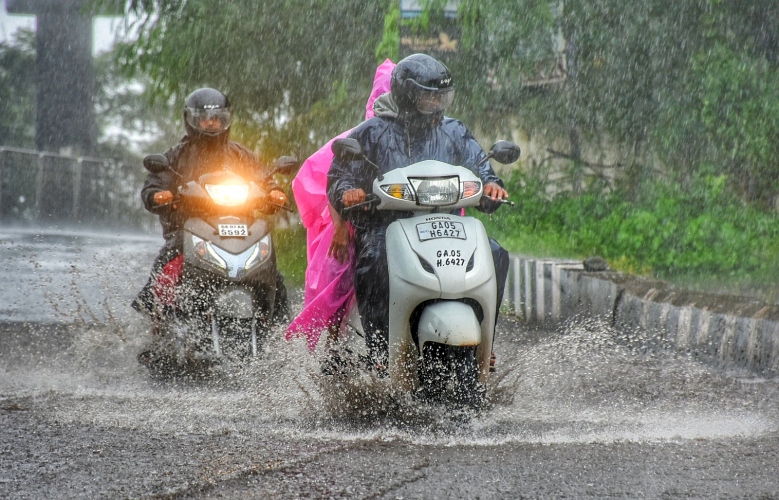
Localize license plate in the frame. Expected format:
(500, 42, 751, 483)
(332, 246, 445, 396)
(218, 224, 248, 237)
(416, 221, 466, 241)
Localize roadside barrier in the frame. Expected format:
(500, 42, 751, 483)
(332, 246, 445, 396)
(505, 256, 779, 376)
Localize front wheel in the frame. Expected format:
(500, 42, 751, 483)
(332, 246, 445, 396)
(213, 316, 261, 360)
(419, 343, 486, 408)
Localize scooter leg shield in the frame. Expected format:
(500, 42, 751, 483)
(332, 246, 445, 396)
(417, 301, 481, 349)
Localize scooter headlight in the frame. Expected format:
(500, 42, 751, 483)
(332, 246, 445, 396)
(205, 183, 249, 206)
(192, 235, 227, 270)
(409, 176, 460, 206)
(244, 234, 272, 272)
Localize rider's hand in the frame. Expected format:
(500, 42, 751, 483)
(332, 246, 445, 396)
(153, 190, 174, 205)
(268, 189, 287, 206)
(328, 220, 351, 264)
(483, 182, 508, 202)
(342, 188, 366, 208)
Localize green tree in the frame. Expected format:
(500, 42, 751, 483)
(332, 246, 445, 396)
(0, 30, 36, 149)
(448, 1, 779, 205)
(117, 0, 389, 161)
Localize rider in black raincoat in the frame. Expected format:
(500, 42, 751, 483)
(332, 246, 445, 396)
(133, 87, 289, 320)
(327, 54, 510, 369)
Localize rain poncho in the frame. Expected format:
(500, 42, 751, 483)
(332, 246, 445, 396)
(285, 59, 396, 350)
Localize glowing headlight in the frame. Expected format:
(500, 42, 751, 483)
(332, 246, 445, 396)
(205, 183, 249, 206)
(380, 183, 415, 201)
(244, 235, 272, 272)
(192, 235, 227, 269)
(409, 176, 460, 206)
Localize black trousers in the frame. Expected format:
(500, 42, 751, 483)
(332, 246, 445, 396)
(353, 226, 509, 365)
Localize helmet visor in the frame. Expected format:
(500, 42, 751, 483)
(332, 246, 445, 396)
(415, 87, 455, 115)
(186, 107, 232, 134)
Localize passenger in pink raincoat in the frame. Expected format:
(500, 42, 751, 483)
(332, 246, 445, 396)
(286, 59, 396, 350)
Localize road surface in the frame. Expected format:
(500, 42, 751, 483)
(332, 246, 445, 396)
(1, 228, 778, 498)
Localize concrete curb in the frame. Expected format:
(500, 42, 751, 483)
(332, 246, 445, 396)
(504, 256, 779, 376)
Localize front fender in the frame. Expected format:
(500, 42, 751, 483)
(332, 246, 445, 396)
(417, 301, 481, 348)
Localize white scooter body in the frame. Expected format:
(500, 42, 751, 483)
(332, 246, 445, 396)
(347, 160, 496, 389)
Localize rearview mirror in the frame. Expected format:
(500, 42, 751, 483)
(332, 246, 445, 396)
(332, 138, 364, 161)
(489, 141, 521, 165)
(143, 154, 169, 173)
(270, 156, 300, 176)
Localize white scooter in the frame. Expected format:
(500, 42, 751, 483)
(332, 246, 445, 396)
(332, 139, 520, 406)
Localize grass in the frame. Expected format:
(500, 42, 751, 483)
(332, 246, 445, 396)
(272, 226, 307, 287)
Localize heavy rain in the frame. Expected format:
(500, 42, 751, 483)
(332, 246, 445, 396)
(2, 1, 779, 498)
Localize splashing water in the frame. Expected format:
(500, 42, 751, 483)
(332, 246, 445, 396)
(2, 228, 777, 452)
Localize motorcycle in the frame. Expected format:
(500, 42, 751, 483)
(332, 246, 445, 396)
(331, 138, 520, 406)
(140, 154, 298, 369)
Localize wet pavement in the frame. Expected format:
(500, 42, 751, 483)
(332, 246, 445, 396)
(1, 228, 779, 498)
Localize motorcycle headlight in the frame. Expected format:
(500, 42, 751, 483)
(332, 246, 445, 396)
(192, 235, 227, 269)
(409, 176, 460, 206)
(244, 234, 272, 272)
(205, 183, 249, 206)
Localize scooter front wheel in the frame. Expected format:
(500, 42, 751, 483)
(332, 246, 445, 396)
(419, 343, 486, 408)
(212, 316, 260, 360)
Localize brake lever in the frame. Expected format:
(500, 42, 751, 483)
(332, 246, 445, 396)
(480, 196, 515, 207)
(343, 195, 379, 212)
(269, 202, 294, 213)
(154, 197, 181, 209)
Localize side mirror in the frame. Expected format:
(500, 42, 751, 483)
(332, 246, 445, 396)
(489, 141, 521, 165)
(143, 154, 169, 173)
(332, 138, 364, 161)
(270, 156, 300, 176)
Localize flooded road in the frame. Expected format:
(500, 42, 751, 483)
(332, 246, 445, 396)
(2, 228, 779, 498)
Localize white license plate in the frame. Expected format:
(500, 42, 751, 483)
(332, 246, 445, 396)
(416, 221, 466, 241)
(218, 224, 248, 237)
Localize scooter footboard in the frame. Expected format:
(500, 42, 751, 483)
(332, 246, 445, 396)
(417, 301, 481, 348)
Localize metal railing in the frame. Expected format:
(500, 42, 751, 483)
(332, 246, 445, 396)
(0, 146, 156, 231)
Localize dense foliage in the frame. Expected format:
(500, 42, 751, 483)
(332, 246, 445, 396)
(0, 30, 36, 149)
(450, 0, 779, 206)
(478, 171, 779, 282)
(5, 0, 779, 284)
(116, 0, 389, 162)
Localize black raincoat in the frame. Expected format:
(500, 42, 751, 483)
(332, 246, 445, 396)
(133, 134, 287, 318)
(327, 106, 509, 364)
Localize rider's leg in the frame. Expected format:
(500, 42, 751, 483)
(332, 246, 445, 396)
(353, 227, 390, 368)
(490, 238, 509, 371)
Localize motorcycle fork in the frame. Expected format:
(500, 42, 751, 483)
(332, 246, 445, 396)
(208, 314, 260, 357)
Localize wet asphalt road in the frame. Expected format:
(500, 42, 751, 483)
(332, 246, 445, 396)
(2, 228, 779, 499)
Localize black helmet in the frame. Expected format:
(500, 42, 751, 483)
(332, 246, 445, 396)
(183, 87, 232, 138)
(390, 54, 455, 116)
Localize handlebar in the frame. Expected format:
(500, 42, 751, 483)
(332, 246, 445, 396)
(342, 194, 513, 212)
(343, 194, 379, 212)
(154, 195, 293, 212)
(267, 201, 294, 212)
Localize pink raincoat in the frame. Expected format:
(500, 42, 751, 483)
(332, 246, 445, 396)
(286, 59, 396, 350)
